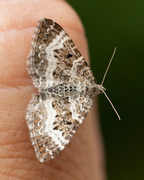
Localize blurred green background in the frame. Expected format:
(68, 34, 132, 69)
(67, 0, 144, 180)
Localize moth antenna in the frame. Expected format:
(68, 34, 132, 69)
(102, 90, 121, 120)
(101, 47, 116, 85)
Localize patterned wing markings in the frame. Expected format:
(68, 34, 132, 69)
(26, 93, 93, 162)
(26, 18, 98, 162)
(27, 18, 95, 89)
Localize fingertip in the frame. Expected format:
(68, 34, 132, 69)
(0, 0, 84, 34)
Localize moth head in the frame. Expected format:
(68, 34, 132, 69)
(95, 84, 106, 95)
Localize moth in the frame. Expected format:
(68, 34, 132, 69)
(26, 18, 120, 162)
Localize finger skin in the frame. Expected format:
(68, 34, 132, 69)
(0, 0, 105, 180)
